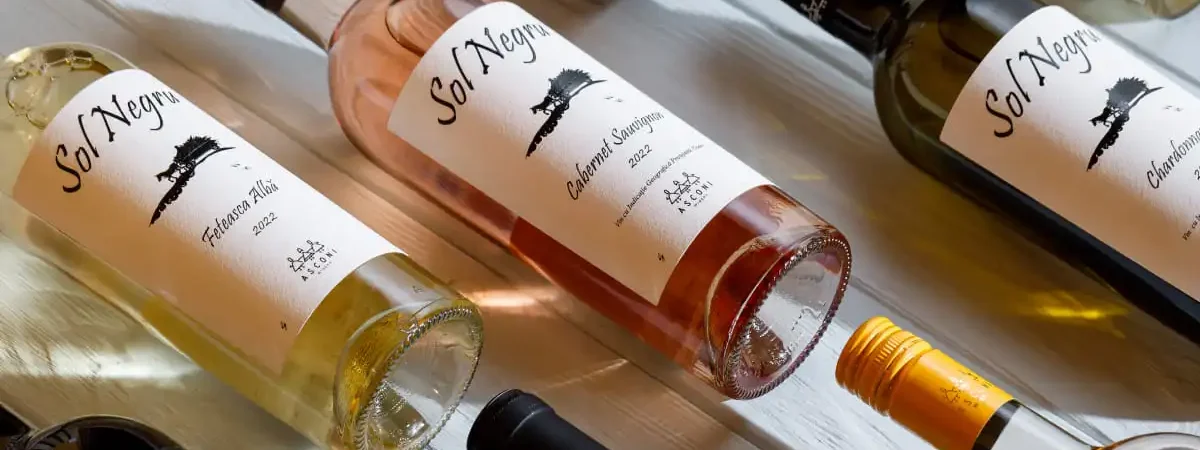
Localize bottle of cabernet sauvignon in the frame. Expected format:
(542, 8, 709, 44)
(788, 0, 1200, 341)
(261, 0, 854, 399)
(0, 43, 483, 450)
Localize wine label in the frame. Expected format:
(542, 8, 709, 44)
(388, 2, 771, 304)
(13, 69, 400, 373)
(941, 6, 1200, 301)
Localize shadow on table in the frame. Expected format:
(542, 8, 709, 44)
(75, 0, 1200, 445)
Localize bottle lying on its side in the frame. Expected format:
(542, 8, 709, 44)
(0, 411, 184, 450)
(257, 0, 853, 400)
(840, 317, 1200, 449)
(788, 0, 1200, 341)
(0, 43, 483, 450)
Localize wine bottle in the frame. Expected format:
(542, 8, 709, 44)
(0, 43, 484, 449)
(839, 316, 1200, 449)
(467, 389, 607, 450)
(254, 0, 855, 399)
(4, 415, 183, 450)
(1129, 0, 1199, 17)
(788, 0, 1200, 341)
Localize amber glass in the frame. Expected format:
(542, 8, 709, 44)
(328, 0, 852, 398)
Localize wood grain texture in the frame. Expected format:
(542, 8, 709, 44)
(2, 0, 1200, 449)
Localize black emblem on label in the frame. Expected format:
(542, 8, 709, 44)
(664, 172, 701, 205)
(527, 69, 605, 157)
(1087, 77, 1162, 170)
(150, 136, 233, 225)
(287, 239, 338, 281)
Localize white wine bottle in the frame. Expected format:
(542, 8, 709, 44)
(839, 317, 1200, 449)
(0, 43, 484, 450)
(788, 0, 1200, 341)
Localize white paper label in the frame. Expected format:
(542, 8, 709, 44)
(14, 70, 400, 372)
(388, 2, 771, 304)
(942, 6, 1200, 301)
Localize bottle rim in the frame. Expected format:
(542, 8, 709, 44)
(714, 228, 851, 399)
(335, 297, 483, 450)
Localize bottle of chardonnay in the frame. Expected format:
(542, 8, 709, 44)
(788, 0, 1200, 341)
(839, 316, 1200, 449)
(0, 43, 484, 450)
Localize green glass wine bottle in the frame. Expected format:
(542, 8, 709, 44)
(788, 0, 1200, 341)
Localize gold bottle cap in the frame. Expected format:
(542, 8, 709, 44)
(836, 317, 1014, 450)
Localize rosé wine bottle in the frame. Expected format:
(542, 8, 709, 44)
(300, 0, 852, 399)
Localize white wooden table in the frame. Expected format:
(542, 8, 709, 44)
(1, 0, 1199, 448)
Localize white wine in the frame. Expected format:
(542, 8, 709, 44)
(788, 0, 1200, 341)
(0, 43, 483, 449)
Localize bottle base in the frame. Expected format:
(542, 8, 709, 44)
(711, 228, 851, 399)
(335, 297, 483, 449)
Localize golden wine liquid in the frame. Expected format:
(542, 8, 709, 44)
(0, 44, 483, 449)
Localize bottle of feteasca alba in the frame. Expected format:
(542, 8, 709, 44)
(292, 0, 856, 399)
(840, 317, 1200, 449)
(789, 0, 1200, 340)
(0, 43, 483, 450)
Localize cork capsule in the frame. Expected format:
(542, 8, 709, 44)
(836, 317, 1014, 450)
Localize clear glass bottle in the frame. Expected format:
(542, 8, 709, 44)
(0, 43, 483, 450)
(839, 317, 1200, 449)
(788, 0, 1200, 342)
(322, 0, 852, 399)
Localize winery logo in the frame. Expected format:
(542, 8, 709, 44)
(527, 69, 606, 157)
(664, 171, 713, 213)
(1086, 77, 1162, 170)
(664, 172, 701, 205)
(150, 136, 234, 225)
(287, 239, 338, 281)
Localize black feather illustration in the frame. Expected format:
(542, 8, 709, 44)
(1086, 77, 1162, 170)
(150, 136, 233, 225)
(526, 69, 605, 157)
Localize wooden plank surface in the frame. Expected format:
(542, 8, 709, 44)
(0, 0, 1198, 449)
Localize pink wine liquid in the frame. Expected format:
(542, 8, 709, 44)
(328, 0, 850, 398)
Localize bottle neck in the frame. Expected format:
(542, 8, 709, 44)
(784, 0, 908, 56)
(253, 0, 357, 47)
(253, 0, 285, 12)
(885, 350, 1089, 450)
(837, 318, 1091, 450)
(977, 401, 1092, 450)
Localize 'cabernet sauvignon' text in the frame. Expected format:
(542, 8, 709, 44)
(567, 112, 665, 200)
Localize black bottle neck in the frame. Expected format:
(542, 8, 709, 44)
(785, 0, 910, 56)
(253, 0, 285, 13)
